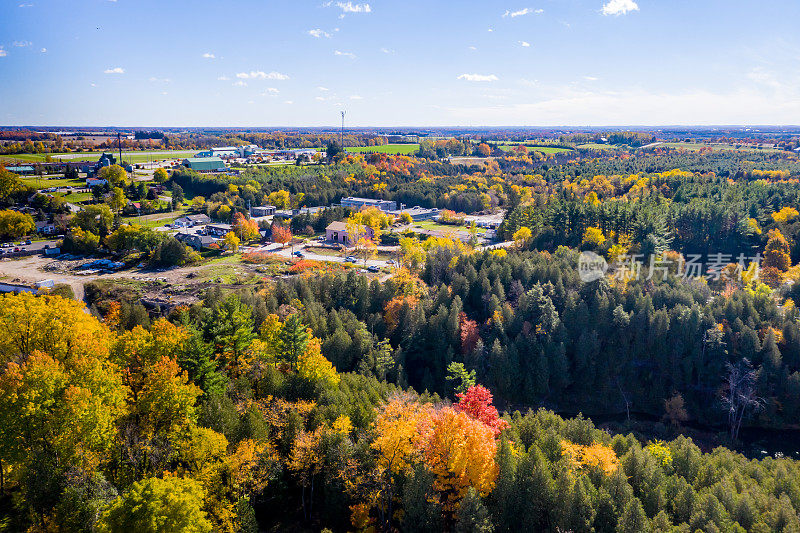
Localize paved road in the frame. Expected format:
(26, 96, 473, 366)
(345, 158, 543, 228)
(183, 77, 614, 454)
(0, 239, 59, 255)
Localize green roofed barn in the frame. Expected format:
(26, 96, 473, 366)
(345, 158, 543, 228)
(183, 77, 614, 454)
(182, 157, 226, 172)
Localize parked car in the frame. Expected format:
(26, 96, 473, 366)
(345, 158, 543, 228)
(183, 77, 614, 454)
(13, 247, 19, 252)
(367, 265, 380, 273)
(43, 244, 50, 249)
(387, 259, 396, 266)
(292, 251, 305, 258)
(25, 239, 31, 245)
(345, 255, 358, 263)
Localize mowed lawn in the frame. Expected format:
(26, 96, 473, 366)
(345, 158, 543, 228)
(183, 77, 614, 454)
(20, 177, 86, 189)
(577, 143, 616, 150)
(346, 144, 419, 155)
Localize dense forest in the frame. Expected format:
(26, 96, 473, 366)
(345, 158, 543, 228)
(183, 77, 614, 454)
(3, 144, 800, 531)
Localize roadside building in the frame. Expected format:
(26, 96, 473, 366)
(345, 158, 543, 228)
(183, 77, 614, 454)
(340, 196, 397, 212)
(173, 213, 211, 228)
(250, 205, 276, 217)
(86, 178, 108, 188)
(206, 223, 233, 236)
(5, 165, 35, 175)
(176, 232, 220, 249)
(35, 221, 57, 234)
(325, 221, 375, 245)
(182, 157, 227, 172)
(388, 206, 440, 221)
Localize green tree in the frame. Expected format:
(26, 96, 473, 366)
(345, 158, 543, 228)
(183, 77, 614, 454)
(107, 187, 127, 213)
(153, 167, 169, 183)
(455, 488, 494, 533)
(618, 498, 649, 533)
(446, 362, 476, 395)
(209, 295, 255, 375)
(0, 209, 35, 239)
(97, 476, 212, 533)
(278, 313, 309, 368)
(171, 183, 184, 210)
(98, 164, 128, 187)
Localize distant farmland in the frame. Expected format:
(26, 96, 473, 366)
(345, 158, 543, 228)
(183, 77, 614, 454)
(0, 150, 199, 165)
(496, 144, 572, 154)
(345, 144, 419, 154)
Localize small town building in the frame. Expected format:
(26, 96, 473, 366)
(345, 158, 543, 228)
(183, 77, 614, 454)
(340, 197, 397, 212)
(389, 206, 440, 221)
(176, 232, 220, 249)
(35, 221, 57, 234)
(173, 213, 211, 227)
(86, 178, 108, 188)
(325, 221, 375, 245)
(206, 223, 233, 236)
(183, 157, 227, 172)
(250, 205, 276, 217)
(5, 165, 35, 175)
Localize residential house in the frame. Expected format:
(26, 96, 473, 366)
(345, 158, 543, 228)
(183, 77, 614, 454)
(325, 221, 375, 245)
(35, 221, 57, 234)
(176, 232, 220, 249)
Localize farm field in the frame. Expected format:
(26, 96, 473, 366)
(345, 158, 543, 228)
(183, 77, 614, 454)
(577, 143, 616, 150)
(1, 149, 199, 165)
(496, 144, 572, 154)
(345, 144, 419, 154)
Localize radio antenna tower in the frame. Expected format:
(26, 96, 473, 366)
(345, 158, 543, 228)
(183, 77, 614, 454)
(340, 111, 346, 151)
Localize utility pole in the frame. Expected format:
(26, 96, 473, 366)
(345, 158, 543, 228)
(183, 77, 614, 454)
(117, 132, 123, 166)
(340, 111, 345, 151)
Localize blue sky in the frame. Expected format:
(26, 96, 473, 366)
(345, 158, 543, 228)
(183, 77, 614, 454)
(2, 0, 800, 127)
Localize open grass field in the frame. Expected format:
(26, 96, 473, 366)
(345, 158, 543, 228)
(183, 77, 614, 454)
(1, 150, 199, 165)
(346, 144, 419, 155)
(497, 144, 572, 154)
(577, 143, 616, 150)
(20, 177, 85, 189)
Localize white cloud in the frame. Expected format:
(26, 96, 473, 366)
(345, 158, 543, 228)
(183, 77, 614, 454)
(13, 40, 32, 47)
(503, 8, 543, 18)
(202, 52, 215, 59)
(350, 95, 363, 100)
(0, 48, 8, 57)
(315, 96, 327, 101)
(601, 0, 638, 16)
(332, 1, 371, 13)
(284, 100, 293, 104)
(162, 91, 168, 95)
(747, 67, 783, 90)
(584, 76, 599, 81)
(233, 80, 247, 87)
(443, 86, 800, 125)
(308, 29, 331, 38)
(380, 47, 394, 54)
(334, 50, 356, 59)
(149, 76, 170, 83)
(317, 86, 329, 91)
(520, 41, 531, 47)
(90, 82, 96, 87)
(457, 73, 499, 82)
(235, 70, 290, 80)
(40, 47, 46, 53)
(488, 28, 493, 32)
(104, 67, 125, 74)
(263, 87, 280, 95)
(469, 46, 477, 50)
(19, 3, 34, 6)
(217, 75, 230, 81)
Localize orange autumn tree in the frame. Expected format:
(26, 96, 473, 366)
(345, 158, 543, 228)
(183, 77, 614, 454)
(360, 395, 500, 529)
